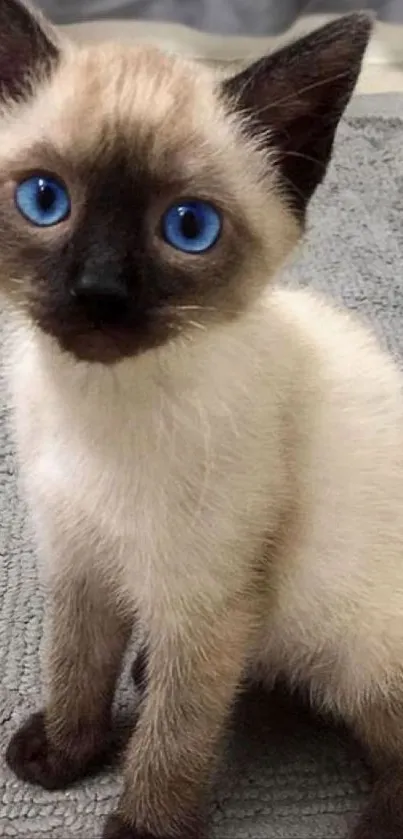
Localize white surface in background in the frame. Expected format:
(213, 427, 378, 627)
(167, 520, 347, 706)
(61, 14, 403, 93)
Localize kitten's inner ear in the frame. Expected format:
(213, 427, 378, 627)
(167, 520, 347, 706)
(0, 0, 60, 103)
(222, 13, 373, 216)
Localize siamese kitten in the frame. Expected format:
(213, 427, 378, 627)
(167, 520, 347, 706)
(2, 2, 400, 838)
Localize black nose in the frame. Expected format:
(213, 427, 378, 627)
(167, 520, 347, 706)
(71, 274, 129, 326)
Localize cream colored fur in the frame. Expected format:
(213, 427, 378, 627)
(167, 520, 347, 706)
(9, 279, 403, 726)
(3, 7, 398, 836)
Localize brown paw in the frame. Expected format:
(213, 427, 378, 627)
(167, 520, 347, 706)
(6, 710, 110, 790)
(103, 815, 142, 839)
(352, 818, 396, 839)
(351, 766, 403, 839)
(103, 814, 203, 839)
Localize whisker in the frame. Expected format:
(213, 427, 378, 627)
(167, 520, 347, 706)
(246, 69, 349, 117)
(166, 304, 211, 312)
(159, 304, 244, 318)
(187, 319, 207, 332)
(280, 149, 327, 171)
(8, 276, 25, 287)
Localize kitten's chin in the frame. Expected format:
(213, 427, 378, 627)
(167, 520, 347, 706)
(58, 333, 137, 365)
(37, 322, 173, 365)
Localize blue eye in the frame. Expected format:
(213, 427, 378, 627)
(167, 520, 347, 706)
(15, 174, 71, 227)
(162, 200, 221, 253)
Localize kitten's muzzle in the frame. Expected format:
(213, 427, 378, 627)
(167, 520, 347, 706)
(70, 272, 129, 327)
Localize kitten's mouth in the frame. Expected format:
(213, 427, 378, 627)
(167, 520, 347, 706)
(32, 301, 177, 364)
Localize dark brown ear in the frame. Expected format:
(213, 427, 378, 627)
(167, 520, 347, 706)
(222, 13, 373, 217)
(0, 0, 60, 103)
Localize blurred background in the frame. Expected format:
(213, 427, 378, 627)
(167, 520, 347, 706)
(35, 1, 403, 34)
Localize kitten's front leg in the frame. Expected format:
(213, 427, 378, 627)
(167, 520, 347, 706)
(6, 562, 133, 790)
(104, 598, 253, 839)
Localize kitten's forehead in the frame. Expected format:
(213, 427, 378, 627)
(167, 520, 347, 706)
(58, 45, 203, 147)
(16, 44, 232, 180)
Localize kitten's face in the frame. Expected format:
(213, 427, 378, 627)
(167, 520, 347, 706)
(0, 46, 297, 363)
(0, 2, 371, 364)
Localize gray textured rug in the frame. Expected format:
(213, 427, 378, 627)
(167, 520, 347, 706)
(1, 92, 403, 839)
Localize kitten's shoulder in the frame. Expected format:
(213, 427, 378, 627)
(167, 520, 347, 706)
(268, 284, 392, 361)
(265, 284, 403, 404)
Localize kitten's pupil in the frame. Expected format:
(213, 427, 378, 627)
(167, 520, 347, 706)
(181, 210, 199, 240)
(37, 181, 56, 212)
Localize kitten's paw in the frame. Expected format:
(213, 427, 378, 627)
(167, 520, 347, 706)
(351, 820, 395, 839)
(6, 710, 109, 790)
(350, 767, 403, 839)
(102, 814, 204, 839)
(103, 815, 142, 839)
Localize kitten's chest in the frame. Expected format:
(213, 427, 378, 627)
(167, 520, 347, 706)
(32, 409, 208, 532)
(26, 387, 258, 576)
(12, 330, 286, 608)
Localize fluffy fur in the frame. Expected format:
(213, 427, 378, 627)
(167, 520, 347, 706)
(2, 4, 400, 839)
